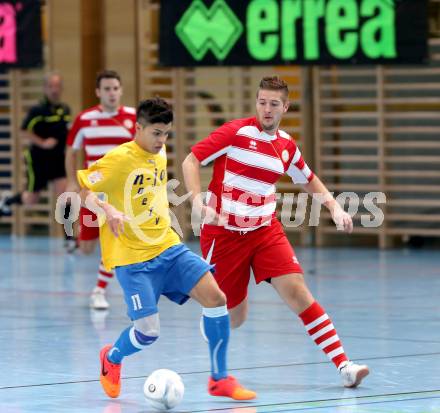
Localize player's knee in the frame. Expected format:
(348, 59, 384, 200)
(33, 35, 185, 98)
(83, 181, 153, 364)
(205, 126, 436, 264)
(289, 274, 309, 295)
(133, 314, 160, 346)
(79, 240, 95, 255)
(134, 329, 158, 346)
(79, 244, 92, 255)
(206, 289, 226, 308)
(230, 307, 247, 329)
(230, 315, 246, 329)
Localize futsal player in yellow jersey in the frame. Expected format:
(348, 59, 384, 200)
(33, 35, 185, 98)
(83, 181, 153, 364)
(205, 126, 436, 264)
(77, 98, 256, 401)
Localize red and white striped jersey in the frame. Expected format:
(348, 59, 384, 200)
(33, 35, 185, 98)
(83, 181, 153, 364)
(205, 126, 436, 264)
(66, 105, 136, 167)
(192, 116, 314, 231)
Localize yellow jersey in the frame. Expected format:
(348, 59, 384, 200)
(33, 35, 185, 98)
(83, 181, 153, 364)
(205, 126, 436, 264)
(77, 141, 180, 270)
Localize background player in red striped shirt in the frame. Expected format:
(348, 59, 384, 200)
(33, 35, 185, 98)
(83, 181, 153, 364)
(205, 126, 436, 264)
(183, 76, 369, 388)
(65, 70, 136, 310)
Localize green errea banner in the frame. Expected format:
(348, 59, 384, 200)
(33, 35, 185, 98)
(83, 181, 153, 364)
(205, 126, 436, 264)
(159, 0, 428, 66)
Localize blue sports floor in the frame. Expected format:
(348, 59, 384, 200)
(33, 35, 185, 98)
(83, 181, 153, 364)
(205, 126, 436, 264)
(0, 235, 439, 413)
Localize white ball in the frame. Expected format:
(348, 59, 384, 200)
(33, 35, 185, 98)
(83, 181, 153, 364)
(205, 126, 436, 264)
(143, 369, 184, 410)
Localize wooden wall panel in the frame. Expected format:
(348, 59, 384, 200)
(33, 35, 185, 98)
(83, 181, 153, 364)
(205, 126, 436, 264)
(0, 72, 17, 233)
(13, 70, 56, 237)
(1, 1, 76, 236)
(47, 0, 82, 114)
(81, 0, 104, 108)
(13, 0, 81, 236)
(382, 39, 440, 243)
(103, 0, 137, 106)
(314, 39, 440, 247)
(3, 0, 439, 248)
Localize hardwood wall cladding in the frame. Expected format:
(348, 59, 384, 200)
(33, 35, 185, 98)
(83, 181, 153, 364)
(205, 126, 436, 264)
(382, 39, 440, 243)
(137, 0, 310, 242)
(0, 71, 19, 232)
(103, 0, 137, 106)
(15, 70, 57, 236)
(23, 0, 81, 236)
(3, 0, 439, 248)
(47, 0, 82, 115)
(1, 0, 133, 236)
(0, 0, 77, 236)
(313, 39, 440, 247)
(81, 0, 104, 109)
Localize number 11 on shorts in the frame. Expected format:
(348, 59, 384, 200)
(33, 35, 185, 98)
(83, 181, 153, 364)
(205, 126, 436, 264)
(131, 294, 143, 311)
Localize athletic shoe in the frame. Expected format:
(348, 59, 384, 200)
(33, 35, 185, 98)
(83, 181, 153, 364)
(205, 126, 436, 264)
(100, 344, 121, 398)
(90, 286, 109, 310)
(339, 361, 369, 388)
(90, 308, 109, 331)
(208, 375, 257, 400)
(0, 191, 12, 217)
(63, 237, 77, 254)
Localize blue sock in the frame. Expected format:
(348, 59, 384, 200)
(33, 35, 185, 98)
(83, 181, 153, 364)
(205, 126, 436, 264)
(107, 326, 158, 364)
(203, 306, 229, 380)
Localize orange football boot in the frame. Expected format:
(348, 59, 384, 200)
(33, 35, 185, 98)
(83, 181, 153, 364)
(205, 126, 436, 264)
(208, 375, 257, 400)
(100, 345, 121, 398)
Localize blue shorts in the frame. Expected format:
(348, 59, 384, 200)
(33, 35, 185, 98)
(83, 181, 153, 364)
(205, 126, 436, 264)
(115, 243, 214, 320)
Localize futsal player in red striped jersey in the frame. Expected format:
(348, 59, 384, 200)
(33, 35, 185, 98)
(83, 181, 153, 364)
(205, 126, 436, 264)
(65, 70, 136, 310)
(183, 76, 369, 388)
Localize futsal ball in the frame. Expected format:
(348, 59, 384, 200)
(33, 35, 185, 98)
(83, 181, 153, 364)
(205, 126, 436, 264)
(143, 369, 184, 410)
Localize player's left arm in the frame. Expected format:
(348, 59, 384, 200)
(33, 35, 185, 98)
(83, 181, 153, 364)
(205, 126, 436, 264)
(301, 175, 353, 233)
(285, 141, 353, 233)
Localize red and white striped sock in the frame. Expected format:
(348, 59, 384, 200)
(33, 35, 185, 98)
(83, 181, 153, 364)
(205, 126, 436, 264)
(96, 261, 113, 289)
(299, 301, 348, 369)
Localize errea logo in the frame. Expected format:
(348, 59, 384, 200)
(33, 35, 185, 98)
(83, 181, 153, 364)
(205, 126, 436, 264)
(249, 140, 257, 150)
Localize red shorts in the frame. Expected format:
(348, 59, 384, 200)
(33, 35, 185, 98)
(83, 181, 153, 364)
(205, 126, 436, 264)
(200, 219, 303, 309)
(79, 207, 100, 241)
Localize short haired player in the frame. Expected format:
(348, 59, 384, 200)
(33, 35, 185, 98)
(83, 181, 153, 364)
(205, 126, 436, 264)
(182, 76, 369, 388)
(77, 97, 256, 400)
